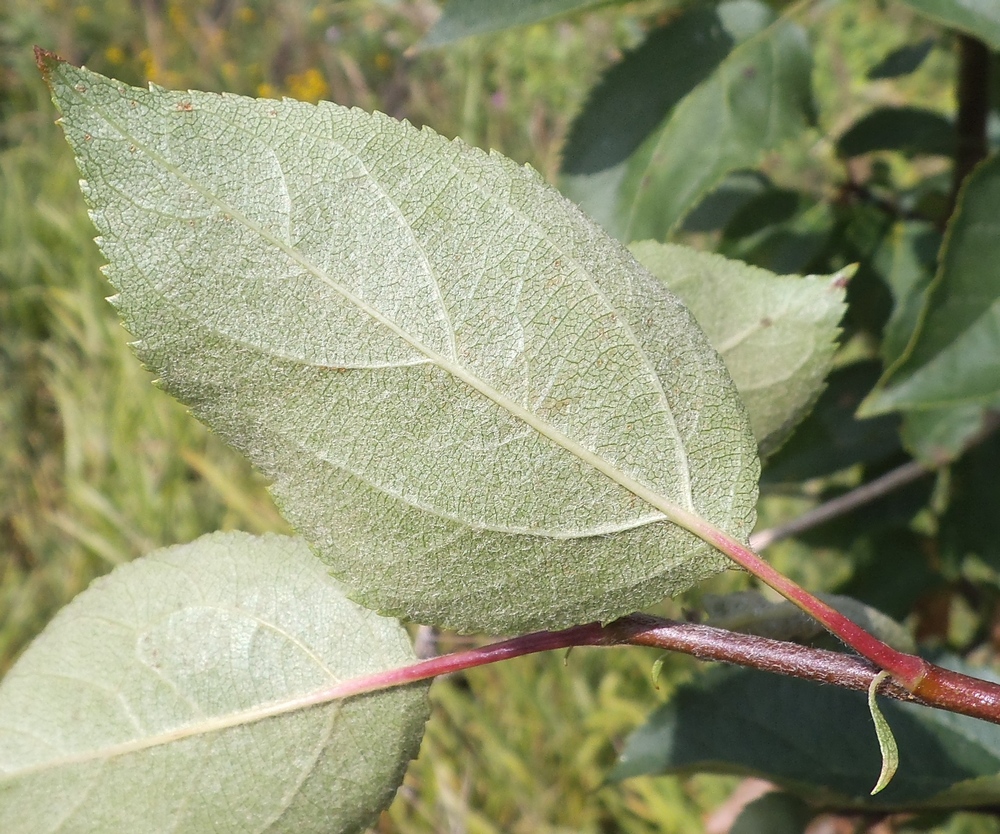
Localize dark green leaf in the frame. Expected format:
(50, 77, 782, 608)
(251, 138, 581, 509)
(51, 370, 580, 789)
(898, 0, 1000, 51)
(836, 529, 939, 622)
(868, 205, 991, 467)
(837, 107, 954, 158)
(680, 170, 771, 233)
(560, 0, 814, 241)
(422, 0, 613, 46)
(561, 5, 739, 179)
(875, 220, 941, 369)
(0, 533, 430, 834)
(762, 361, 901, 483)
(613, 664, 1000, 810)
(720, 194, 832, 276)
(942, 432, 1000, 571)
(861, 154, 1000, 415)
(44, 58, 759, 634)
(723, 188, 801, 241)
(730, 793, 814, 834)
(901, 404, 990, 465)
(867, 38, 936, 80)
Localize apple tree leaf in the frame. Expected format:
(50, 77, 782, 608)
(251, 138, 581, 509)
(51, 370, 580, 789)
(41, 56, 759, 634)
(0, 532, 429, 834)
(612, 663, 1000, 810)
(860, 155, 1000, 418)
(560, 0, 814, 242)
(630, 242, 846, 456)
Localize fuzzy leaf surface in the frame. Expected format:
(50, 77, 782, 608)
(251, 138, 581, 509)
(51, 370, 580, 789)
(0, 532, 429, 834)
(43, 58, 758, 633)
(560, 0, 814, 242)
(630, 242, 845, 455)
(861, 154, 1000, 416)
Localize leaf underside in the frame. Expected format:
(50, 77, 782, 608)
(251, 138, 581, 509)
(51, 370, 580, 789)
(630, 242, 846, 457)
(43, 57, 759, 633)
(0, 532, 429, 834)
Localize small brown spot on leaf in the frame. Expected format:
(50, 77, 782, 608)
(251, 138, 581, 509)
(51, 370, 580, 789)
(760, 316, 773, 328)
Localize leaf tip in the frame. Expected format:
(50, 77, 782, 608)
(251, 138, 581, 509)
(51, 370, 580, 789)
(34, 46, 64, 82)
(830, 263, 858, 291)
(868, 670, 899, 795)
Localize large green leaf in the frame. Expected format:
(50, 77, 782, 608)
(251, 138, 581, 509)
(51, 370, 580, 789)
(861, 154, 1000, 416)
(612, 664, 1000, 810)
(869, 220, 988, 464)
(560, 0, 814, 242)
(899, 0, 1000, 51)
(43, 57, 759, 634)
(422, 0, 614, 46)
(0, 532, 429, 834)
(630, 242, 846, 456)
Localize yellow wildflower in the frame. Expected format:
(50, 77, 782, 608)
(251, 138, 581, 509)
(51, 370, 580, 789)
(104, 46, 126, 65)
(286, 68, 327, 103)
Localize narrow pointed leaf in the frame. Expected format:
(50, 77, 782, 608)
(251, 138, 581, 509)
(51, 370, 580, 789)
(861, 154, 1000, 416)
(867, 38, 936, 80)
(42, 57, 759, 634)
(0, 532, 430, 834)
(867, 671, 899, 795)
(560, 0, 814, 242)
(630, 242, 846, 456)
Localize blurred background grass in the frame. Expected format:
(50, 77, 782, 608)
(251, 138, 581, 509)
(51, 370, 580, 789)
(2, 1, 988, 831)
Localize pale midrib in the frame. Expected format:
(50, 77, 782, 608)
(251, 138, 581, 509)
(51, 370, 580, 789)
(14, 71, 726, 777)
(69, 75, 699, 530)
(1, 682, 349, 781)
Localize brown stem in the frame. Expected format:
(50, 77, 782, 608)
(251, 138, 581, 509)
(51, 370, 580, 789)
(951, 34, 991, 210)
(619, 615, 1000, 723)
(751, 460, 931, 551)
(306, 614, 1000, 726)
(666, 507, 932, 689)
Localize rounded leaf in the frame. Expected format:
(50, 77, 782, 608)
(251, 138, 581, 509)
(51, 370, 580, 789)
(0, 532, 429, 834)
